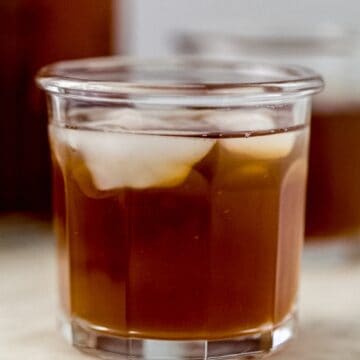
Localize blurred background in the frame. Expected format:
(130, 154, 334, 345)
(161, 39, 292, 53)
(0, 1, 113, 214)
(123, 0, 360, 56)
(1, 0, 360, 215)
(1, 2, 360, 358)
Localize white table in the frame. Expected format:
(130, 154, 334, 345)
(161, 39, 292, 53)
(1, 214, 359, 359)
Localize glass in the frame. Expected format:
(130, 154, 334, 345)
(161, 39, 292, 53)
(178, 28, 360, 244)
(37, 57, 322, 359)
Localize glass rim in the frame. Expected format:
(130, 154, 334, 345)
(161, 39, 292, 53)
(36, 56, 323, 107)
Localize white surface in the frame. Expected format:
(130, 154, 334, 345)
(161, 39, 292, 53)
(1, 214, 360, 359)
(117, 0, 360, 56)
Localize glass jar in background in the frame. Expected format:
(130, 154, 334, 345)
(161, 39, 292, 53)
(0, 1, 112, 213)
(178, 28, 360, 248)
(37, 57, 322, 359)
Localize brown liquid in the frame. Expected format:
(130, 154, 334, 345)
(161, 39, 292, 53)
(52, 127, 307, 340)
(306, 106, 360, 239)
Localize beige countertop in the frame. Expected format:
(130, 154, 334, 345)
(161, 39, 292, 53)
(1, 214, 359, 360)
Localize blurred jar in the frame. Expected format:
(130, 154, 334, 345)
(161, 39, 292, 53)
(0, 1, 113, 214)
(177, 27, 360, 244)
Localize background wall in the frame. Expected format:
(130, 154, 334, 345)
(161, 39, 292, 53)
(119, 0, 360, 56)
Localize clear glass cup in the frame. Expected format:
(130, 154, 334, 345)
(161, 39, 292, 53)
(178, 28, 360, 248)
(37, 57, 322, 359)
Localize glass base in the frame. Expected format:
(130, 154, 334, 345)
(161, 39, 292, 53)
(59, 314, 296, 359)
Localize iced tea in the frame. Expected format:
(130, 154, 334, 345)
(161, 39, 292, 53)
(37, 57, 322, 358)
(51, 115, 308, 340)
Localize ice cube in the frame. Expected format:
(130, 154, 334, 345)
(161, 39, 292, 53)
(69, 108, 214, 133)
(79, 108, 157, 131)
(205, 110, 275, 133)
(205, 109, 296, 158)
(49, 125, 67, 169)
(50, 126, 215, 190)
(221, 132, 296, 159)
